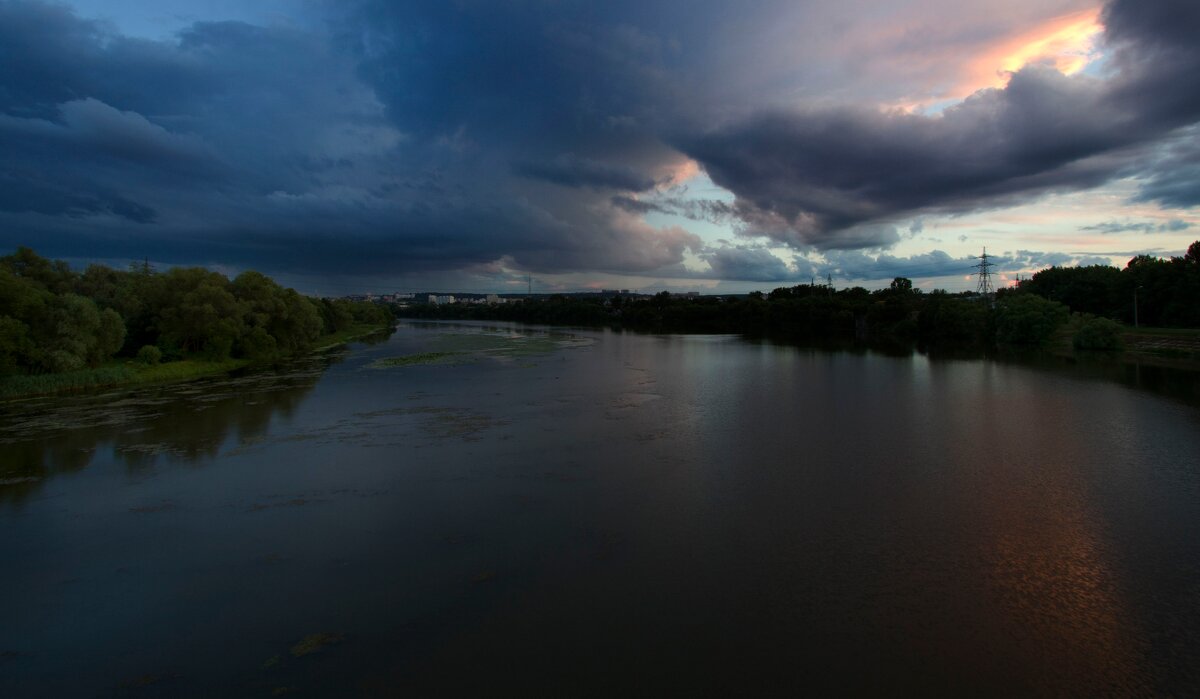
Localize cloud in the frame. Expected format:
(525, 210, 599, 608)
(514, 155, 656, 192)
(0, 171, 156, 222)
(0, 0, 701, 280)
(822, 249, 974, 281)
(702, 246, 797, 282)
(0, 98, 212, 165)
(2, 0, 1198, 289)
(1074, 255, 1115, 267)
(815, 247, 1112, 282)
(675, 0, 1200, 250)
(1132, 126, 1200, 208)
(1081, 218, 1193, 234)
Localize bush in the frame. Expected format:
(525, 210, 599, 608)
(995, 293, 1069, 345)
(1073, 316, 1124, 351)
(136, 344, 163, 365)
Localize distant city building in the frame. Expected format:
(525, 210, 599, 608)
(429, 295, 456, 305)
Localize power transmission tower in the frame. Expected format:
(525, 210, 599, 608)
(974, 247, 995, 300)
(826, 273, 833, 297)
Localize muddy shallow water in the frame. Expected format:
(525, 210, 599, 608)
(2, 321, 1199, 696)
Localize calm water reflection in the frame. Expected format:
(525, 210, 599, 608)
(1, 322, 1198, 697)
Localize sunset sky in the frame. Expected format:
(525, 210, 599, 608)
(1, 0, 1197, 295)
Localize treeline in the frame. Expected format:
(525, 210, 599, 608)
(404, 279, 1075, 351)
(405, 242, 1200, 352)
(1018, 241, 1200, 327)
(0, 247, 392, 376)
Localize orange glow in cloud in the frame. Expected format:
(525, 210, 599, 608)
(660, 158, 701, 188)
(957, 7, 1103, 98)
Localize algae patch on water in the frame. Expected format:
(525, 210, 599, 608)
(290, 632, 344, 657)
(368, 351, 462, 368)
(369, 331, 592, 369)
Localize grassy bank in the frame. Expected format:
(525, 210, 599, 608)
(1122, 326, 1200, 363)
(311, 322, 394, 351)
(1046, 318, 1200, 369)
(1, 322, 393, 401)
(0, 359, 250, 400)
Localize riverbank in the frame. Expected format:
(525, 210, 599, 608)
(311, 322, 395, 351)
(1042, 319, 1200, 370)
(0, 322, 393, 401)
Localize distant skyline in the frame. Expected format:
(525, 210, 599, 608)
(1, 0, 1197, 295)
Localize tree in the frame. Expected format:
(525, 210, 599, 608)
(91, 308, 126, 365)
(156, 268, 244, 359)
(0, 316, 34, 375)
(0, 247, 75, 294)
(1073, 315, 1123, 351)
(45, 294, 108, 371)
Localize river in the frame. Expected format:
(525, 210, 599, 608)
(2, 321, 1198, 696)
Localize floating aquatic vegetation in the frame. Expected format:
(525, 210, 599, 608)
(290, 632, 344, 657)
(368, 352, 462, 368)
(246, 497, 324, 513)
(128, 501, 176, 514)
(117, 673, 166, 689)
(368, 331, 593, 369)
(0, 477, 39, 486)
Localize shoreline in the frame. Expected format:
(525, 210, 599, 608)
(0, 323, 393, 402)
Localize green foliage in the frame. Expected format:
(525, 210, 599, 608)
(995, 293, 1069, 345)
(157, 268, 243, 359)
(37, 294, 124, 371)
(919, 294, 990, 346)
(0, 246, 74, 294)
(0, 247, 392, 390)
(0, 315, 34, 375)
(95, 309, 126, 364)
(136, 345, 163, 365)
(1018, 242, 1200, 328)
(1072, 315, 1124, 351)
(0, 365, 136, 399)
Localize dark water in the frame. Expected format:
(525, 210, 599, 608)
(2, 322, 1199, 697)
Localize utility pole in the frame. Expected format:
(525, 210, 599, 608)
(974, 247, 995, 301)
(527, 274, 532, 297)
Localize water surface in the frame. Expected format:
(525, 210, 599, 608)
(2, 322, 1198, 696)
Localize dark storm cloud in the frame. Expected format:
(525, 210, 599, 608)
(1132, 127, 1200, 209)
(677, 0, 1200, 250)
(0, 172, 156, 222)
(515, 155, 656, 192)
(3, 0, 1198, 286)
(0, 0, 710, 279)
